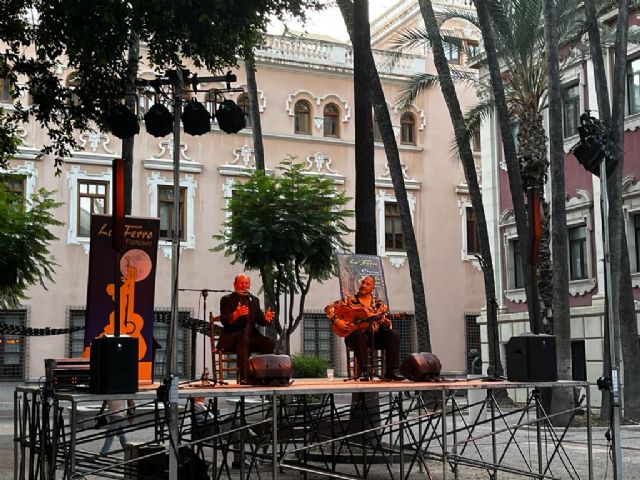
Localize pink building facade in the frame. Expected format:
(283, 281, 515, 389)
(0, 1, 485, 383)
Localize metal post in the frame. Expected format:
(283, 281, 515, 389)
(167, 71, 183, 480)
(13, 389, 19, 480)
(399, 394, 404, 480)
(587, 385, 594, 480)
(490, 390, 497, 480)
(600, 159, 623, 480)
(50, 398, 59, 480)
(534, 389, 543, 475)
(451, 392, 458, 479)
(69, 401, 77, 479)
(272, 394, 278, 480)
(441, 389, 447, 480)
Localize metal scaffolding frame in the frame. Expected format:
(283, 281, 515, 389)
(14, 379, 591, 480)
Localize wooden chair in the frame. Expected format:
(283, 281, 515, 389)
(209, 313, 238, 384)
(346, 346, 384, 380)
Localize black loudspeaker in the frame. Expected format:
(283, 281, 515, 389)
(247, 354, 292, 386)
(506, 334, 557, 382)
(90, 336, 139, 394)
(400, 352, 442, 382)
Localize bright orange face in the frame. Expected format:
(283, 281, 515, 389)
(234, 274, 251, 293)
(358, 276, 375, 295)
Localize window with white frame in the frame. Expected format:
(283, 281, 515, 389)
(1, 162, 37, 207)
(568, 224, 588, 280)
(237, 93, 251, 128)
(633, 213, 640, 273)
(302, 312, 335, 366)
(376, 190, 415, 268)
(508, 238, 525, 290)
(323, 103, 340, 138)
(78, 180, 109, 237)
(384, 202, 404, 252)
(466, 206, 480, 255)
(400, 113, 416, 145)
(294, 100, 311, 134)
(147, 172, 196, 252)
(562, 83, 581, 139)
(67, 166, 112, 246)
(1, 173, 26, 206)
(627, 56, 640, 116)
(565, 189, 595, 295)
(158, 185, 186, 241)
(68, 309, 86, 358)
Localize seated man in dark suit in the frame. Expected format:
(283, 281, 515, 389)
(218, 274, 275, 383)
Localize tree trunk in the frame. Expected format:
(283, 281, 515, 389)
(584, 0, 640, 419)
(244, 59, 265, 171)
(340, 0, 432, 352)
(417, 0, 498, 372)
(608, 0, 639, 420)
(543, 0, 573, 425)
(123, 37, 139, 215)
(351, 0, 377, 255)
(475, 0, 540, 332)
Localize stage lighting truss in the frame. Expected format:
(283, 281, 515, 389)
(129, 70, 243, 137)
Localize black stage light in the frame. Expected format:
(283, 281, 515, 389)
(571, 113, 618, 178)
(215, 99, 246, 134)
(182, 98, 211, 136)
(106, 104, 140, 139)
(144, 103, 173, 138)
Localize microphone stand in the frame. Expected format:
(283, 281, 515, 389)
(178, 288, 230, 382)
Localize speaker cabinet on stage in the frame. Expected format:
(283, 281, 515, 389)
(90, 336, 139, 394)
(506, 334, 557, 382)
(400, 352, 442, 381)
(247, 354, 292, 386)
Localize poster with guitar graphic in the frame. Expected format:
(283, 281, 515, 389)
(83, 214, 159, 382)
(336, 253, 389, 305)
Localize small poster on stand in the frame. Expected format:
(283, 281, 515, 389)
(336, 253, 388, 305)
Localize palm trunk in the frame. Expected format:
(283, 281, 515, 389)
(417, 0, 497, 372)
(584, 0, 640, 419)
(543, 0, 573, 425)
(123, 37, 139, 215)
(475, 0, 540, 332)
(351, 0, 377, 255)
(340, 0, 432, 352)
(244, 59, 265, 171)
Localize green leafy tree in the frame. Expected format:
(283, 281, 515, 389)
(214, 160, 353, 351)
(0, 178, 62, 308)
(0, 0, 321, 169)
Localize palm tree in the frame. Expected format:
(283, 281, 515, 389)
(414, 0, 498, 374)
(338, 0, 432, 352)
(244, 58, 265, 171)
(584, 0, 640, 418)
(351, 0, 377, 255)
(123, 37, 139, 215)
(543, 0, 573, 424)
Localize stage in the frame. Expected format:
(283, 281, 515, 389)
(14, 378, 592, 479)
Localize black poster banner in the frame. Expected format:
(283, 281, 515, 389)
(83, 214, 160, 382)
(336, 253, 388, 305)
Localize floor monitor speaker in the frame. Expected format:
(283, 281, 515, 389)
(506, 334, 557, 382)
(247, 354, 292, 386)
(90, 336, 139, 394)
(400, 352, 442, 381)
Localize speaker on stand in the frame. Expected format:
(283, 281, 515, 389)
(90, 336, 139, 394)
(505, 333, 557, 382)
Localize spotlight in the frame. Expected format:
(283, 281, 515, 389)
(215, 99, 246, 134)
(571, 113, 618, 178)
(106, 104, 139, 139)
(144, 103, 173, 138)
(182, 98, 211, 136)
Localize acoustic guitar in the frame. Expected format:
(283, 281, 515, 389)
(331, 305, 405, 337)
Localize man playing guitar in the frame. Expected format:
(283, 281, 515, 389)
(325, 276, 404, 381)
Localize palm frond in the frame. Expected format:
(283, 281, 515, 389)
(448, 98, 496, 162)
(391, 27, 431, 52)
(396, 73, 439, 109)
(438, 8, 479, 28)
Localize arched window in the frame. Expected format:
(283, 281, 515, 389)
(236, 93, 251, 128)
(400, 112, 416, 145)
(323, 103, 339, 137)
(294, 100, 311, 134)
(66, 72, 82, 106)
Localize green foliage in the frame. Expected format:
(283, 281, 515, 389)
(0, 0, 322, 169)
(0, 178, 62, 308)
(291, 354, 329, 378)
(213, 159, 353, 342)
